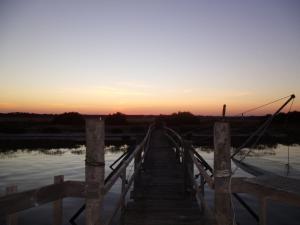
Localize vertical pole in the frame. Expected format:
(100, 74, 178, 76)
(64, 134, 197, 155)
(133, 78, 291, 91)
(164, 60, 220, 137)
(214, 122, 233, 225)
(134, 143, 141, 192)
(85, 118, 105, 225)
(200, 175, 205, 212)
(6, 185, 18, 225)
(184, 142, 193, 193)
(120, 170, 126, 225)
(222, 104, 227, 118)
(53, 175, 64, 225)
(259, 197, 267, 225)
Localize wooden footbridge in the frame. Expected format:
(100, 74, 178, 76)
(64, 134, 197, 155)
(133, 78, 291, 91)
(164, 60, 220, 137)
(125, 128, 208, 225)
(1, 118, 300, 225)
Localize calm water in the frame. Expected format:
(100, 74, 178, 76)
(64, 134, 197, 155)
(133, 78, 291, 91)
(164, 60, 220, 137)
(0, 144, 300, 225)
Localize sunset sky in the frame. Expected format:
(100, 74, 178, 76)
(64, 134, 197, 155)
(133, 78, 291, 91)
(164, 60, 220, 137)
(0, 0, 299, 115)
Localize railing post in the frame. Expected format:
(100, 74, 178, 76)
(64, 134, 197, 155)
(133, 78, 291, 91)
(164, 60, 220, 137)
(120, 170, 126, 225)
(184, 141, 194, 193)
(214, 122, 233, 225)
(53, 175, 64, 225)
(200, 175, 205, 212)
(6, 185, 18, 225)
(85, 118, 105, 225)
(134, 144, 141, 192)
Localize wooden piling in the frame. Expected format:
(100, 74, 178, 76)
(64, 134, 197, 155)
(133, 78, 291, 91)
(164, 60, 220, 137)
(53, 175, 64, 225)
(6, 185, 18, 225)
(85, 118, 105, 225)
(214, 122, 233, 225)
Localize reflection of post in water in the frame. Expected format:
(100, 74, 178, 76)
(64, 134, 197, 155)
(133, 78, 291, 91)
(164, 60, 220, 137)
(53, 175, 64, 225)
(285, 163, 290, 176)
(6, 185, 18, 225)
(285, 145, 290, 176)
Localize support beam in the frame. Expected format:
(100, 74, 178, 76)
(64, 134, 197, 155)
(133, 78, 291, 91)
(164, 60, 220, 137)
(214, 122, 233, 225)
(85, 118, 105, 225)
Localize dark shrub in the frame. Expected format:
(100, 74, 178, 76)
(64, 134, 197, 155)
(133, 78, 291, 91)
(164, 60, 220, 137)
(52, 112, 84, 126)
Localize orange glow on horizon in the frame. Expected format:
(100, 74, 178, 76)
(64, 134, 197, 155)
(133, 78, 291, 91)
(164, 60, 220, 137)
(0, 97, 298, 116)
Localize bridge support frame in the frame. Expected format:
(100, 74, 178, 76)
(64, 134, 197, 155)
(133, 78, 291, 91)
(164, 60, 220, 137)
(214, 122, 233, 225)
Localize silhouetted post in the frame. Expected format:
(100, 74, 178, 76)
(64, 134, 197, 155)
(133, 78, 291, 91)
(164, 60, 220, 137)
(134, 143, 141, 192)
(184, 141, 194, 193)
(6, 185, 18, 225)
(85, 118, 105, 225)
(214, 122, 233, 225)
(120, 170, 126, 225)
(222, 104, 226, 118)
(200, 175, 205, 212)
(53, 175, 64, 225)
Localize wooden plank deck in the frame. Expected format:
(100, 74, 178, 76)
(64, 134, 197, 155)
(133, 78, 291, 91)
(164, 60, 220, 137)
(124, 129, 206, 225)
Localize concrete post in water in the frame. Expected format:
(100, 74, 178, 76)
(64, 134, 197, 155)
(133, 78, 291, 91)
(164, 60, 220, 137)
(53, 175, 64, 225)
(85, 118, 105, 225)
(6, 185, 18, 225)
(214, 122, 233, 225)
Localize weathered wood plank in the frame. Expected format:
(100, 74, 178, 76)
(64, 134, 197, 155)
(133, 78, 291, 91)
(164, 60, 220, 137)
(125, 129, 206, 225)
(0, 182, 64, 216)
(228, 177, 300, 207)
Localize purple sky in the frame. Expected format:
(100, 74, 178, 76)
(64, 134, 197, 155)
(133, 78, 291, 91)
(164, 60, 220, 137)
(0, 0, 299, 114)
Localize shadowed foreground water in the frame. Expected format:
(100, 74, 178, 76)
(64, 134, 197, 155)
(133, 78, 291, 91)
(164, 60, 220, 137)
(0, 144, 300, 225)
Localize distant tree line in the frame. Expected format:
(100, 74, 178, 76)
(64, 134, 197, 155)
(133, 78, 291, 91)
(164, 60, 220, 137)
(158, 111, 200, 125)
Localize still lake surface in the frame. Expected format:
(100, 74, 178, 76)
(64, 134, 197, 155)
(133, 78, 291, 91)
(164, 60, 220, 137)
(0, 144, 300, 225)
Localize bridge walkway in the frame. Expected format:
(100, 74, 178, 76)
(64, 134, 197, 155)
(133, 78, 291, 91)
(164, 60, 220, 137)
(124, 128, 207, 225)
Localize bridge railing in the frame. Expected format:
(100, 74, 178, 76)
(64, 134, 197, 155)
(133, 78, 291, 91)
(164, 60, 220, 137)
(0, 119, 154, 225)
(164, 126, 216, 220)
(100, 123, 153, 225)
(165, 122, 300, 225)
(165, 123, 234, 225)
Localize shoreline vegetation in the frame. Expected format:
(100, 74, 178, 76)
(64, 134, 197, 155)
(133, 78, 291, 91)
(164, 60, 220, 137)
(0, 111, 300, 151)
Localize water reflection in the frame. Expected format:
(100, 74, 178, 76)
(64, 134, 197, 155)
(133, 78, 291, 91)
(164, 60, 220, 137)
(0, 145, 128, 158)
(0, 145, 127, 225)
(0, 144, 299, 225)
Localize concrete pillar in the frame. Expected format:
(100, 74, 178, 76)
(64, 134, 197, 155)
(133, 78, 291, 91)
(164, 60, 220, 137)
(85, 118, 105, 225)
(214, 122, 233, 225)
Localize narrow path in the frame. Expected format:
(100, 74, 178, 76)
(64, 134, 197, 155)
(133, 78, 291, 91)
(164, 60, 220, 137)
(124, 129, 205, 225)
